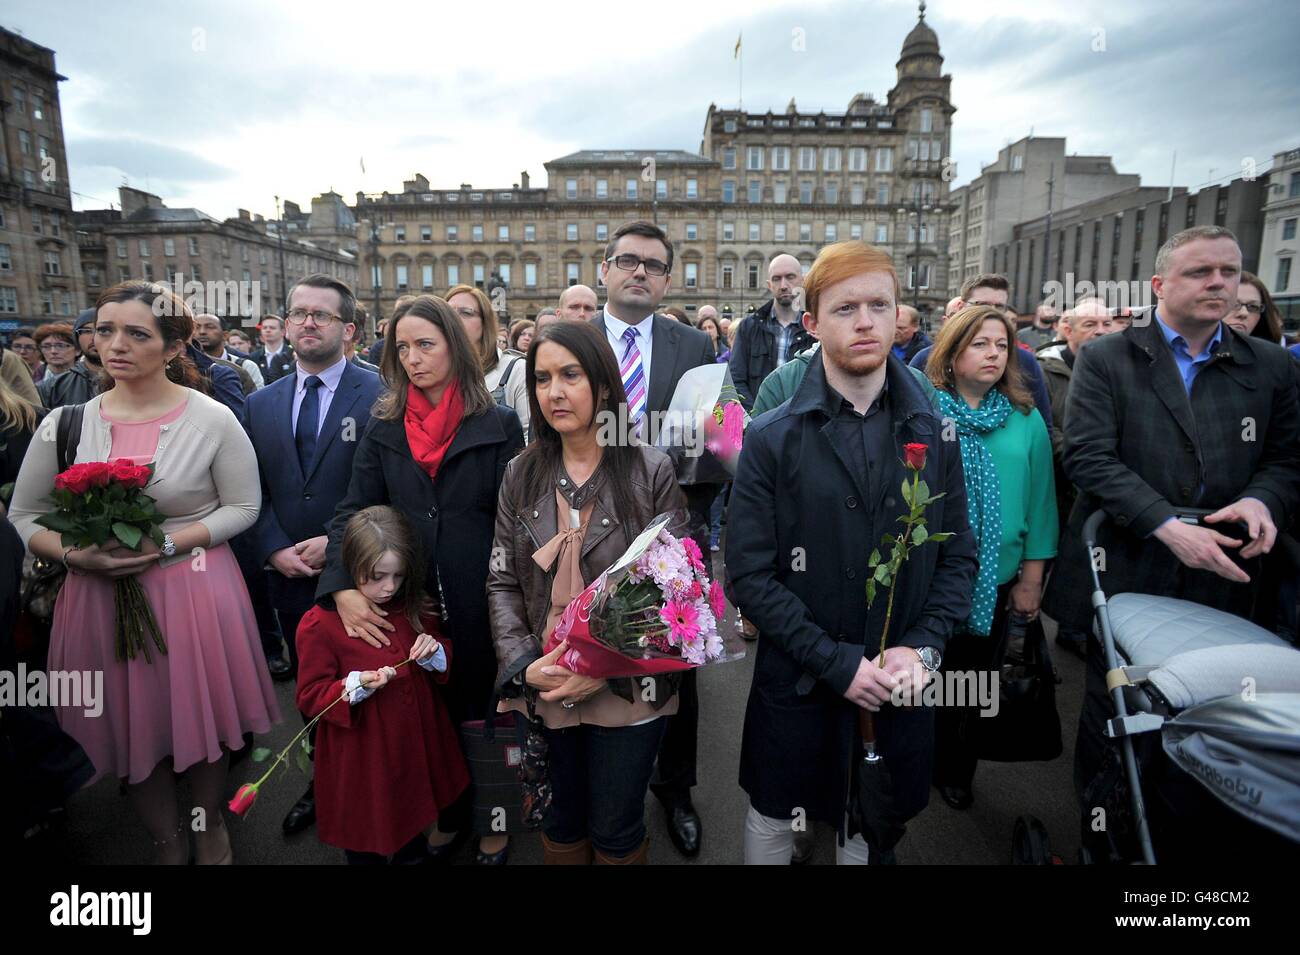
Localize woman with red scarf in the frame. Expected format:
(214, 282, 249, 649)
(317, 295, 524, 863)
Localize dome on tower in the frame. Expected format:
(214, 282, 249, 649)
(901, 2, 940, 58)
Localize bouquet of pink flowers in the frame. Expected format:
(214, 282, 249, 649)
(542, 515, 733, 678)
(655, 364, 750, 484)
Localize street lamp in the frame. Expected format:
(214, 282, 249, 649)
(896, 193, 933, 313)
(369, 221, 382, 341)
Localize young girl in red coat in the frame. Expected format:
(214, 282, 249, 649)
(296, 505, 470, 864)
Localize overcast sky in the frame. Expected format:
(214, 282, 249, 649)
(6, 0, 1297, 221)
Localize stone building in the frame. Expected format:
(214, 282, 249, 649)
(1257, 146, 1299, 330)
(75, 186, 358, 323)
(355, 8, 957, 327)
(0, 26, 84, 329)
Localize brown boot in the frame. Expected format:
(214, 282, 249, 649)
(593, 837, 649, 865)
(542, 834, 593, 865)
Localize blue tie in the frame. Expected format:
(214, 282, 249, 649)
(295, 375, 322, 473)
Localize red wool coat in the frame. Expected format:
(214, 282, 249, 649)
(295, 605, 470, 856)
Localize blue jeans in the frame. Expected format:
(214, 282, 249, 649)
(709, 482, 730, 548)
(542, 718, 667, 856)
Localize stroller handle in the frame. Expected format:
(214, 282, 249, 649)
(1082, 507, 1243, 550)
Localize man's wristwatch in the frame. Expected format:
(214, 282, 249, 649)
(160, 534, 177, 558)
(914, 646, 942, 672)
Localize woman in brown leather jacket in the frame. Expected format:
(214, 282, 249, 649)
(487, 320, 689, 865)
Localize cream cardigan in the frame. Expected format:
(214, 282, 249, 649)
(8, 390, 261, 566)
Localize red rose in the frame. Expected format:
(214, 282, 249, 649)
(85, 462, 113, 488)
(55, 463, 95, 495)
(109, 459, 151, 489)
(228, 783, 259, 817)
(904, 443, 928, 471)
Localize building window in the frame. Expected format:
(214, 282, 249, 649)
(797, 147, 816, 171)
(825, 182, 839, 204)
(1011, 153, 1024, 171)
(566, 178, 577, 199)
(596, 179, 608, 199)
(421, 225, 432, 241)
(723, 118, 736, 133)
(498, 264, 511, 286)
(722, 180, 735, 203)
(498, 225, 509, 241)
(747, 146, 764, 171)
(446, 263, 459, 286)
(421, 264, 434, 288)
(1278, 257, 1293, 291)
(1185, 198, 1197, 228)
(164, 237, 176, 256)
(1283, 218, 1297, 241)
(749, 222, 760, 242)
(823, 147, 841, 171)
(119, 266, 131, 283)
(722, 222, 735, 241)
(142, 263, 154, 282)
(723, 147, 736, 169)
(395, 226, 406, 241)
(848, 147, 867, 172)
(524, 262, 537, 287)
(721, 264, 734, 289)
(774, 222, 786, 242)
(685, 262, 698, 288)
(18, 130, 31, 156)
(799, 181, 813, 204)
(656, 179, 668, 200)
(138, 239, 150, 257)
(241, 244, 249, 262)
(875, 148, 893, 172)
(876, 184, 890, 205)
(626, 179, 637, 199)
(686, 223, 698, 240)
(595, 223, 608, 241)
(566, 223, 578, 241)
(524, 224, 536, 241)
(567, 263, 580, 286)
(116, 239, 128, 259)
(447, 225, 459, 241)
(850, 224, 863, 240)
(824, 224, 837, 242)
(747, 263, 760, 289)
(187, 237, 198, 256)
(851, 182, 865, 205)
(686, 178, 698, 199)
(771, 146, 790, 171)
(469, 225, 481, 242)
(0, 287, 17, 313)
(876, 224, 888, 243)
(86, 266, 103, 286)
(43, 251, 61, 275)
(748, 179, 762, 203)
(773, 181, 787, 204)
(799, 223, 811, 242)
(920, 108, 933, 133)
(396, 264, 409, 289)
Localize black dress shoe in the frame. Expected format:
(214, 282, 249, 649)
(939, 785, 973, 811)
(664, 801, 702, 857)
(282, 787, 316, 834)
(268, 657, 294, 682)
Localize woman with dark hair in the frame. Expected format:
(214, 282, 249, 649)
(447, 283, 529, 433)
(1227, 272, 1285, 345)
(924, 305, 1058, 811)
(488, 320, 690, 864)
(507, 319, 535, 356)
(317, 293, 523, 864)
(8, 281, 277, 864)
(697, 314, 723, 360)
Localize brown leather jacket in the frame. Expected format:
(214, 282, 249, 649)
(488, 444, 690, 708)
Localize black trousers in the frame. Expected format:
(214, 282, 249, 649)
(932, 580, 1014, 790)
(344, 833, 429, 866)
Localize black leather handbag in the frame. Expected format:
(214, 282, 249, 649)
(974, 614, 1063, 762)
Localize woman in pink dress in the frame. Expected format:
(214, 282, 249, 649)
(9, 281, 280, 864)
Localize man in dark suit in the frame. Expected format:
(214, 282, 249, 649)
(590, 220, 718, 857)
(1044, 225, 1300, 799)
(243, 274, 383, 835)
(251, 314, 295, 384)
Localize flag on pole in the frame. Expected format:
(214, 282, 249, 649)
(734, 32, 742, 58)
(360, 156, 366, 174)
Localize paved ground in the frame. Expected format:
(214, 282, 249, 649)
(38, 551, 1087, 865)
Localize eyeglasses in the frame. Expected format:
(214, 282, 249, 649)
(607, 254, 670, 277)
(40, 341, 74, 352)
(10, 342, 36, 351)
(453, 306, 482, 320)
(1234, 302, 1263, 315)
(286, 308, 342, 326)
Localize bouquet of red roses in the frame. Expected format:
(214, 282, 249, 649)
(35, 460, 168, 663)
(542, 514, 737, 679)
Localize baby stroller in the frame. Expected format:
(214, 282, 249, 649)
(1014, 509, 1300, 865)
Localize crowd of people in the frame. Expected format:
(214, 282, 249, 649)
(2, 218, 1297, 865)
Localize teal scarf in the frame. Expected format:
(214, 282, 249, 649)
(935, 388, 1012, 635)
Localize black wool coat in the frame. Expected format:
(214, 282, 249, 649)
(727, 351, 977, 828)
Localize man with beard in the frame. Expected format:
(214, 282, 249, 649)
(243, 274, 382, 835)
(194, 313, 264, 390)
(37, 310, 102, 409)
(728, 240, 976, 864)
(729, 253, 815, 410)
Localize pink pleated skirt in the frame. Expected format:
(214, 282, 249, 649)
(48, 542, 281, 785)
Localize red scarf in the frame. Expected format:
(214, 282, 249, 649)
(404, 380, 464, 482)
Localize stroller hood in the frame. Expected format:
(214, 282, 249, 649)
(1161, 692, 1300, 844)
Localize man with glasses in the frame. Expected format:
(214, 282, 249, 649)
(729, 253, 814, 411)
(908, 273, 1055, 427)
(9, 327, 43, 383)
(1017, 301, 1061, 350)
(36, 313, 98, 409)
(592, 220, 719, 858)
(242, 274, 382, 837)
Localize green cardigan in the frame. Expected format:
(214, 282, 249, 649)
(981, 406, 1059, 584)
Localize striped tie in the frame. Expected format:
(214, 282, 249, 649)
(620, 327, 647, 436)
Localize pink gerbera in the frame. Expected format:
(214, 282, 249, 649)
(660, 598, 701, 646)
(708, 580, 726, 619)
(681, 536, 705, 572)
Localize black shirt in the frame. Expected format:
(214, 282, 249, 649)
(822, 371, 892, 511)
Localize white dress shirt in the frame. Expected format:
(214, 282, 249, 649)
(602, 309, 655, 396)
(291, 355, 349, 438)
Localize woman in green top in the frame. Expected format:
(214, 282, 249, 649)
(923, 304, 1059, 811)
